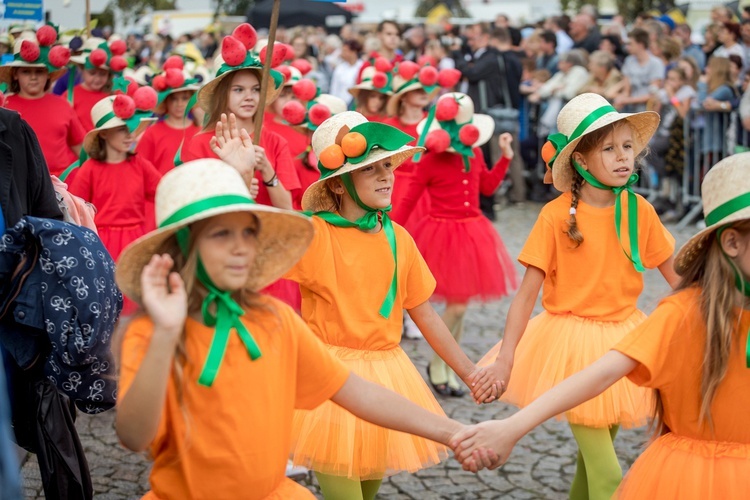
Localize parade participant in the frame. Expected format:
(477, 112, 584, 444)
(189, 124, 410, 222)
(272, 111, 496, 500)
(454, 153, 750, 499)
(67, 37, 130, 131)
(477, 93, 679, 499)
(115, 159, 487, 499)
(395, 93, 519, 397)
(182, 23, 300, 211)
(1, 32, 83, 177)
(68, 93, 159, 261)
(348, 66, 392, 122)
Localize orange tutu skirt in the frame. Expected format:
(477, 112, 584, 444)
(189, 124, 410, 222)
(142, 478, 313, 500)
(617, 433, 750, 499)
(479, 310, 652, 428)
(290, 344, 449, 480)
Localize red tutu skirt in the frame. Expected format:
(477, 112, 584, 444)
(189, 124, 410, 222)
(411, 215, 518, 303)
(263, 278, 302, 312)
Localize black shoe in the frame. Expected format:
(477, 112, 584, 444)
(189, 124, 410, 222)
(426, 365, 451, 397)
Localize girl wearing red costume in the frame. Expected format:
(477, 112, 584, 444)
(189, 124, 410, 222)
(394, 92, 519, 397)
(349, 66, 392, 123)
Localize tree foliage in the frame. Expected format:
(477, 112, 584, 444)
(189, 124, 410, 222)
(111, 0, 177, 24)
(214, 0, 255, 17)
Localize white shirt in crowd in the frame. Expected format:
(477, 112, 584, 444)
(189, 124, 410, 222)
(329, 58, 364, 105)
(555, 30, 574, 54)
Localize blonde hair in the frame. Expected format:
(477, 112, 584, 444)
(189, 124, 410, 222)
(707, 56, 733, 93)
(656, 220, 750, 435)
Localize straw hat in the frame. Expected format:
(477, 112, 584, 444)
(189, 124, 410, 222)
(172, 42, 207, 66)
(116, 159, 314, 303)
(0, 38, 70, 84)
(386, 72, 440, 116)
(416, 92, 495, 152)
(675, 153, 750, 275)
(349, 66, 393, 99)
(83, 95, 156, 155)
(151, 58, 203, 115)
(124, 65, 155, 86)
(546, 93, 660, 192)
(69, 37, 107, 65)
(301, 111, 423, 212)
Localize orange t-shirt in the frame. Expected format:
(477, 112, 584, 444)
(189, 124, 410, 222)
(615, 287, 750, 443)
(118, 298, 350, 499)
(519, 192, 675, 322)
(285, 216, 436, 350)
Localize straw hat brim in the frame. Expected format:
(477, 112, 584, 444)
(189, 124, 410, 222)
(0, 63, 67, 84)
(386, 82, 439, 117)
(348, 85, 393, 99)
(83, 118, 157, 155)
(196, 67, 282, 113)
(552, 111, 660, 192)
(416, 113, 495, 152)
(116, 204, 314, 304)
(155, 86, 199, 115)
(301, 144, 423, 212)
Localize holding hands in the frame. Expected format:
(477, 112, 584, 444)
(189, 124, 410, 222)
(449, 419, 521, 472)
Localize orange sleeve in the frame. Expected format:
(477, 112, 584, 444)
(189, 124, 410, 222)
(291, 312, 350, 409)
(401, 230, 437, 309)
(518, 210, 555, 275)
(284, 216, 325, 286)
(640, 201, 676, 269)
(614, 299, 685, 388)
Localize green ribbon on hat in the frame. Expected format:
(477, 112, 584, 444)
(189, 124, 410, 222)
(95, 109, 154, 133)
(215, 52, 285, 90)
(716, 225, 750, 368)
(414, 98, 475, 171)
(156, 76, 201, 106)
(360, 72, 394, 93)
(705, 192, 750, 227)
(545, 105, 619, 169)
(317, 122, 413, 179)
(573, 161, 644, 273)
(162, 194, 263, 387)
(83, 41, 112, 71)
(13, 46, 65, 73)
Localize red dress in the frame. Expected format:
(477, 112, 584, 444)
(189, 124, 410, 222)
(394, 150, 518, 303)
(68, 154, 162, 261)
(183, 127, 302, 310)
(6, 93, 86, 177)
(382, 115, 431, 234)
(136, 120, 201, 231)
(64, 86, 110, 132)
(264, 113, 318, 211)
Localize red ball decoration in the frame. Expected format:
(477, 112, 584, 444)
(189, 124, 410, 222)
(133, 86, 158, 111)
(435, 98, 459, 122)
(292, 79, 317, 101)
(222, 36, 247, 66)
(151, 74, 168, 91)
(282, 100, 307, 125)
(418, 66, 438, 87)
(232, 23, 258, 51)
(108, 55, 128, 72)
(280, 43, 296, 61)
(19, 41, 40, 63)
(125, 77, 138, 97)
(109, 39, 127, 56)
(165, 68, 185, 88)
(112, 94, 136, 119)
(458, 124, 480, 146)
(417, 55, 437, 67)
(374, 57, 393, 73)
(48, 45, 71, 68)
(397, 61, 420, 81)
(259, 44, 286, 68)
(424, 129, 451, 153)
(291, 58, 312, 75)
(371, 71, 388, 89)
(308, 103, 331, 126)
(275, 65, 292, 82)
(163, 55, 184, 71)
(437, 68, 462, 88)
(36, 25, 57, 47)
(89, 48, 108, 67)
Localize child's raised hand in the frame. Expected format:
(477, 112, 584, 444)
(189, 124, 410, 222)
(450, 420, 518, 471)
(497, 133, 514, 161)
(140, 254, 187, 340)
(464, 365, 499, 404)
(210, 113, 257, 181)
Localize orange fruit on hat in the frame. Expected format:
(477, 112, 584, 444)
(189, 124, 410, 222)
(340, 132, 367, 157)
(541, 140, 557, 167)
(319, 144, 345, 170)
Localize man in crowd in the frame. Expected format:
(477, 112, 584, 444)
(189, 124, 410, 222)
(570, 13, 601, 53)
(615, 28, 664, 112)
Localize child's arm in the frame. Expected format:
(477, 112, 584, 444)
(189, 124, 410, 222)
(479, 133, 513, 196)
(451, 350, 638, 469)
(408, 302, 497, 404)
(116, 254, 187, 452)
(485, 265, 545, 395)
(331, 372, 463, 447)
(658, 255, 680, 289)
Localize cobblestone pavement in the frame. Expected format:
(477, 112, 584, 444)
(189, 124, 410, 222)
(20, 201, 695, 499)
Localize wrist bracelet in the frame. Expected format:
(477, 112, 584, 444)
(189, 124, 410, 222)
(263, 172, 279, 187)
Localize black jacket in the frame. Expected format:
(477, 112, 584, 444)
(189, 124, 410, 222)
(454, 47, 522, 112)
(0, 108, 62, 228)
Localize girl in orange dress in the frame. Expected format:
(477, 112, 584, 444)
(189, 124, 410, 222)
(454, 152, 750, 500)
(280, 111, 497, 500)
(115, 159, 483, 500)
(476, 93, 680, 499)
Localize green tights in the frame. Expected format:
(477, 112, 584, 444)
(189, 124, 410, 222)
(428, 304, 466, 391)
(568, 424, 622, 500)
(316, 472, 383, 500)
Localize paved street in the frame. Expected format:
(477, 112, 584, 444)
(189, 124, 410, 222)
(20, 200, 695, 499)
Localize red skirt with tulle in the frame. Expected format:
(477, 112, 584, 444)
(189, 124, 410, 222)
(411, 215, 518, 303)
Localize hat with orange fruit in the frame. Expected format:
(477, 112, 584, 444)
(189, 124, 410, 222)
(301, 111, 423, 212)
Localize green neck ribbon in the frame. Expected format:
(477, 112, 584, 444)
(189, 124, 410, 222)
(414, 100, 474, 171)
(165, 194, 263, 387)
(573, 161, 645, 273)
(173, 92, 199, 168)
